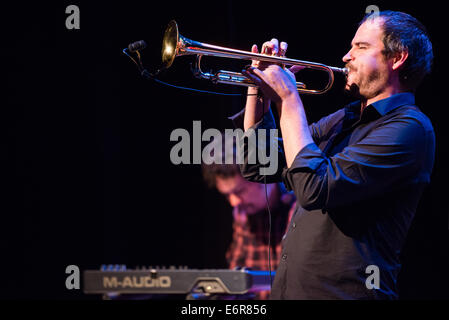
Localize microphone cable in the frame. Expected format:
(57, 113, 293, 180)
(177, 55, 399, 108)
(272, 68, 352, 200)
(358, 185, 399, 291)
(264, 174, 273, 291)
(122, 48, 258, 97)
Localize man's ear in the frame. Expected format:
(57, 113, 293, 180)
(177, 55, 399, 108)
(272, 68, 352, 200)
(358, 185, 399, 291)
(392, 50, 409, 71)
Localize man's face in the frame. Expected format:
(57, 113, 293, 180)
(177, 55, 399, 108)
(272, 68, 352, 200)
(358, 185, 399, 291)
(342, 18, 392, 99)
(215, 175, 267, 215)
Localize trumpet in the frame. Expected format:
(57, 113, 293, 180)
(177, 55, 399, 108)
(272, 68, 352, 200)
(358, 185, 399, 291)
(161, 20, 347, 95)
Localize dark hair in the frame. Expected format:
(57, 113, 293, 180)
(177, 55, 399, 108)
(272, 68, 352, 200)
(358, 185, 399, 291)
(360, 10, 433, 91)
(201, 134, 241, 188)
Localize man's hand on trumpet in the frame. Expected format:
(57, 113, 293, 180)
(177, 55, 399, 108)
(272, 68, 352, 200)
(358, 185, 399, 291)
(243, 38, 313, 168)
(243, 38, 304, 104)
(243, 38, 303, 130)
(243, 38, 281, 131)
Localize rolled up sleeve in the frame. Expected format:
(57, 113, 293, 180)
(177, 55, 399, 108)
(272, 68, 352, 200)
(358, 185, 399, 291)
(282, 116, 430, 211)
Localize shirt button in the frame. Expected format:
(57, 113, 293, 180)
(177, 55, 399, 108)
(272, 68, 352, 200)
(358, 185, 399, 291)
(292, 222, 296, 228)
(282, 254, 287, 261)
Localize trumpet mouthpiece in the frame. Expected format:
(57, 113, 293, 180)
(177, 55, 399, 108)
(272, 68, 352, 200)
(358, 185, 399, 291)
(329, 67, 348, 75)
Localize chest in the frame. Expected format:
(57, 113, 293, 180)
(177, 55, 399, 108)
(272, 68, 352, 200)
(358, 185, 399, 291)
(318, 116, 380, 157)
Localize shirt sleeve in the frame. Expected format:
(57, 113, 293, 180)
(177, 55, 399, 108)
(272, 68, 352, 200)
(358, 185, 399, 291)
(227, 107, 342, 184)
(229, 108, 287, 183)
(308, 109, 345, 145)
(282, 115, 432, 211)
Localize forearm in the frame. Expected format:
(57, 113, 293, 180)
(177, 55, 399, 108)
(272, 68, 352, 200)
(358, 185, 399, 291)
(243, 87, 270, 131)
(278, 94, 314, 167)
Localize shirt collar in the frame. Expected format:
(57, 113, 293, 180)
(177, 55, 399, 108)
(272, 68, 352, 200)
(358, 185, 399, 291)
(346, 92, 415, 117)
(370, 92, 415, 116)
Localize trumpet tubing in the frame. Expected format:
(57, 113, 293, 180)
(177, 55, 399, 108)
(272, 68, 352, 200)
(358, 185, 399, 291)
(161, 20, 347, 95)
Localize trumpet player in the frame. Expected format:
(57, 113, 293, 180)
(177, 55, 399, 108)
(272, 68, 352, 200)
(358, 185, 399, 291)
(234, 10, 435, 299)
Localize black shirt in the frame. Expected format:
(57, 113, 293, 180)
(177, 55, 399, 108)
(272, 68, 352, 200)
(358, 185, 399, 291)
(231, 92, 435, 299)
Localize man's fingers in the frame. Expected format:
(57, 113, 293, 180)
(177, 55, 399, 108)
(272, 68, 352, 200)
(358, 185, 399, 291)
(250, 44, 260, 67)
(288, 65, 306, 73)
(280, 42, 288, 57)
(245, 65, 283, 83)
(242, 67, 263, 86)
(261, 39, 286, 56)
(251, 44, 258, 53)
(270, 38, 279, 56)
(262, 41, 274, 55)
(243, 66, 282, 102)
(248, 67, 272, 86)
(243, 66, 273, 89)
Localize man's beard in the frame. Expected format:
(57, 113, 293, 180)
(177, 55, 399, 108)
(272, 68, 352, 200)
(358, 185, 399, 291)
(344, 64, 361, 98)
(344, 69, 383, 99)
(344, 82, 362, 98)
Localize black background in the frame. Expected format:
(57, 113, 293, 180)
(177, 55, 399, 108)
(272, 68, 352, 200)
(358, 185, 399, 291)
(1, 1, 448, 299)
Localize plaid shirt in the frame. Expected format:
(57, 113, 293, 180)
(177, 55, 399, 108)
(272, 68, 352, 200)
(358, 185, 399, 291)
(225, 188, 296, 298)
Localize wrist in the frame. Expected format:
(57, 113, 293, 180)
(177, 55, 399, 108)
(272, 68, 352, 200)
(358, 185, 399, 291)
(247, 86, 258, 95)
(281, 92, 302, 110)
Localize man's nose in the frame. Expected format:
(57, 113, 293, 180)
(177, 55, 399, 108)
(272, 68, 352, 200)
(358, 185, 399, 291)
(228, 194, 242, 207)
(342, 50, 352, 64)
